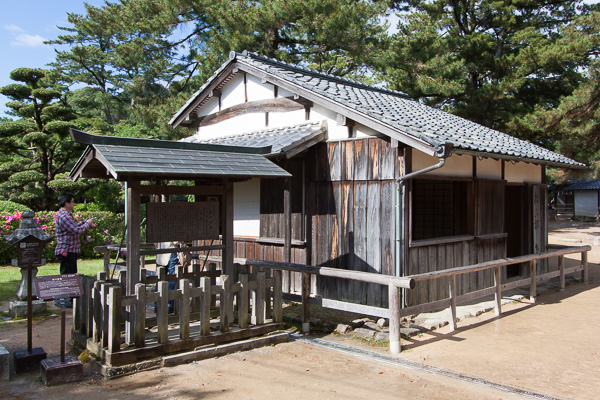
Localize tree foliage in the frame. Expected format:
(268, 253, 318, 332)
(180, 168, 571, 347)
(382, 0, 600, 180)
(0, 68, 90, 210)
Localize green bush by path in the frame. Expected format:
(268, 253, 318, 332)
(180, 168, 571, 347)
(0, 211, 125, 264)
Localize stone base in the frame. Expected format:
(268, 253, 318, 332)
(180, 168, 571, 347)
(40, 356, 83, 386)
(9, 300, 47, 318)
(0, 344, 10, 381)
(14, 347, 46, 373)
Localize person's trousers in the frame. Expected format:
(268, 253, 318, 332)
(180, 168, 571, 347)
(58, 252, 78, 274)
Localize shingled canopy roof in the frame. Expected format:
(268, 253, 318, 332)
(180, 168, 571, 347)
(170, 51, 585, 169)
(69, 129, 291, 181)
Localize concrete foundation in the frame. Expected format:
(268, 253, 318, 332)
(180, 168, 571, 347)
(9, 300, 47, 318)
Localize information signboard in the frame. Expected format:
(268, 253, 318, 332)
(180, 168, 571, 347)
(146, 201, 219, 243)
(18, 239, 42, 265)
(34, 274, 83, 300)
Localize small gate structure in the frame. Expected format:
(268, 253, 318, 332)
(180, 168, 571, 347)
(72, 264, 285, 375)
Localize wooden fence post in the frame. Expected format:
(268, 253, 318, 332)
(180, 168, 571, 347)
(108, 285, 122, 354)
(301, 272, 310, 334)
(200, 277, 211, 336)
(448, 275, 457, 331)
(558, 255, 565, 291)
(134, 283, 146, 348)
(388, 285, 401, 354)
(273, 270, 282, 323)
(238, 274, 249, 329)
(179, 279, 190, 340)
(493, 266, 502, 317)
(254, 271, 266, 325)
(529, 260, 537, 303)
(209, 263, 217, 309)
(92, 280, 102, 343)
(102, 249, 111, 276)
(582, 251, 588, 283)
(192, 264, 201, 312)
(101, 283, 110, 347)
(157, 281, 169, 344)
(220, 275, 231, 332)
(86, 276, 94, 338)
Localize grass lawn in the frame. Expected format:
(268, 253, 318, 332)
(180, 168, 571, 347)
(0, 259, 105, 304)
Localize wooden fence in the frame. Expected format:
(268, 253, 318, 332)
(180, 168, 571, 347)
(87, 244, 590, 356)
(242, 244, 590, 354)
(72, 264, 283, 367)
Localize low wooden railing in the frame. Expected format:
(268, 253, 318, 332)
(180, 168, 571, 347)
(88, 244, 590, 355)
(240, 244, 590, 354)
(72, 265, 283, 367)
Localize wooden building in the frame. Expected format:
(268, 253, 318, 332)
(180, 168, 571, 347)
(169, 51, 585, 307)
(564, 180, 600, 219)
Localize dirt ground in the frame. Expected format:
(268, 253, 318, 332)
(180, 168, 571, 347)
(1, 221, 599, 399)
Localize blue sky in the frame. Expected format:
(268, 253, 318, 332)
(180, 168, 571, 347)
(0, 0, 106, 116)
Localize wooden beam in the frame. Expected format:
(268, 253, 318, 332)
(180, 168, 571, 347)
(198, 97, 314, 127)
(139, 185, 224, 196)
(336, 114, 355, 127)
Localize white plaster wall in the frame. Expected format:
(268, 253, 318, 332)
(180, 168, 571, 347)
(311, 104, 346, 139)
(268, 109, 308, 128)
(574, 191, 598, 217)
(476, 157, 502, 179)
(198, 113, 267, 139)
(220, 74, 246, 109)
(199, 97, 219, 116)
(504, 162, 542, 183)
(233, 178, 261, 237)
(412, 150, 473, 177)
(246, 74, 274, 101)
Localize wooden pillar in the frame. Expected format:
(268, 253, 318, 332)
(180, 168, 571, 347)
(222, 179, 234, 277)
(126, 179, 141, 344)
(283, 177, 292, 292)
(448, 275, 457, 331)
(126, 179, 141, 296)
(388, 285, 401, 354)
(582, 251, 588, 283)
(301, 272, 310, 333)
(558, 255, 565, 291)
(493, 266, 502, 316)
(529, 260, 536, 303)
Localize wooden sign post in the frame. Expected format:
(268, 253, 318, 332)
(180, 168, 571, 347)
(13, 236, 47, 373)
(34, 274, 84, 386)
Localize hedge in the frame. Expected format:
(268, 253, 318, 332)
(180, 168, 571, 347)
(0, 211, 125, 265)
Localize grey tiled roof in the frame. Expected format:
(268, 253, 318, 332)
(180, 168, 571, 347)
(180, 51, 577, 168)
(69, 129, 290, 180)
(182, 122, 325, 155)
(564, 180, 600, 191)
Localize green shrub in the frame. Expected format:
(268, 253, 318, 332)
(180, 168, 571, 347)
(0, 210, 125, 265)
(0, 200, 31, 214)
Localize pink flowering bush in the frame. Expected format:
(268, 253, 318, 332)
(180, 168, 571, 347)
(0, 211, 125, 265)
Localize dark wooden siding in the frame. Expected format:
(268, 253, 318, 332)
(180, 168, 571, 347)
(306, 139, 400, 307)
(405, 178, 507, 306)
(253, 138, 400, 307)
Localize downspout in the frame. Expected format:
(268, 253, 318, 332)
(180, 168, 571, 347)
(395, 143, 453, 278)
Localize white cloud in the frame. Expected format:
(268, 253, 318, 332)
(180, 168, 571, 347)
(3, 24, 25, 33)
(10, 33, 47, 48)
(4, 24, 47, 48)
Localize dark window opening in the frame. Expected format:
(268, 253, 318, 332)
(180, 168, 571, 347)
(412, 179, 473, 241)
